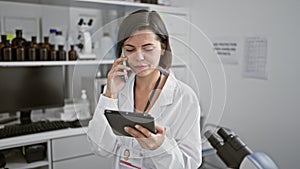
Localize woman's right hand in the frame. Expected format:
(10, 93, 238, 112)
(104, 57, 131, 99)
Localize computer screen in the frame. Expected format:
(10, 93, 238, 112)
(0, 66, 64, 114)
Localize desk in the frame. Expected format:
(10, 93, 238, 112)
(1, 128, 217, 169)
(0, 127, 114, 169)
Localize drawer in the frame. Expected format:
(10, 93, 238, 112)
(52, 154, 114, 169)
(52, 134, 92, 161)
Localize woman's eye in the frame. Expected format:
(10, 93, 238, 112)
(125, 49, 134, 52)
(144, 47, 154, 51)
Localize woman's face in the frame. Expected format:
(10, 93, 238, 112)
(124, 29, 164, 77)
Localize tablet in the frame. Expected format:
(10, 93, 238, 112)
(104, 109, 156, 137)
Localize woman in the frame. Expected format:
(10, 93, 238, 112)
(88, 9, 202, 169)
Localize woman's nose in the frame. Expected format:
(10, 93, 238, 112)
(135, 49, 144, 61)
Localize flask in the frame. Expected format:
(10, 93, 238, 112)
(12, 29, 26, 48)
(16, 41, 25, 61)
(68, 45, 77, 60)
(0, 35, 7, 61)
(28, 42, 36, 61)
(76, 90, 91, 120)
(49, 44, 57, 61)
(57, 45, 66, 61)
(3, 40, 12, 61)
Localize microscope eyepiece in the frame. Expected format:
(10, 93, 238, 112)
(204, 130, 222, 150)
(217, 127, 232, 141)
(78, 18, 84, 26)
(88, 19, 93, 26)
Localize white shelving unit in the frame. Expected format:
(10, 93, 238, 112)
(0, 1, 191, 168)
(0, 60, 114, 67)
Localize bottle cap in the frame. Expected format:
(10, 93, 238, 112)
(50, 29, 57, 34)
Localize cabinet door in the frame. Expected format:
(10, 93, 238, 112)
(52, 134, 92, 161)
(52, 155, 114, 169)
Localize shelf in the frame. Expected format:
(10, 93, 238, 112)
(4, 148, 49, 169)
(0, 0, 188, 12)
(0, 60, 114, 67)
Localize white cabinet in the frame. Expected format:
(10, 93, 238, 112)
(52, 134, 114, 169)
(0, 1, 191, 168)
(0, 128, 114, 169)
(52, 154, 113, 169)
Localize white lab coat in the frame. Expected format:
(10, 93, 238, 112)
(87, 71, 202, 169)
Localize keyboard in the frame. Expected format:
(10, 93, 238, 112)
(0, 121, 70, 139)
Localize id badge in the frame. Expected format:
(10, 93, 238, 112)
(119, 146, 143, 169)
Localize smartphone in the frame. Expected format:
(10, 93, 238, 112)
(121, 48, 129, 82)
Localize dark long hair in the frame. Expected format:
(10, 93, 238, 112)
(116, 9, 172, 69)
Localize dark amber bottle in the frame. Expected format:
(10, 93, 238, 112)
(3, 40, 12, 61)
(49, 44, 57, 61)
(44, 36, 51, 50)
(0, 35, 7, 61)
(57, 45, 66, 61)
(31, 36, 39, 48)
(16, 41, 25, 61)
(28, 42, 36, 61)
(12, 29, 26, 48)
(39, 44, 48, 61)
(68, 45, 77, 60)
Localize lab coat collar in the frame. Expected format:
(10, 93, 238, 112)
(118, 70, 177, 112)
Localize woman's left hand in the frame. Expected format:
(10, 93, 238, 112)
(124, 124, 166, 150)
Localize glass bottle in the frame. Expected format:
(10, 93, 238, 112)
(39, 43, 48, 61)
(43, 36, 51, 51)
(31, 36, 40, 60)
(49, 29, 57, 47)
(31, 36, 39, 48)
(16, 41, 25, 61)
(49, 44, 57, 61)
(3, 40, 13, 61)
(68, 45, 77, 60)
(12, 29, 27, 48)
(0, 35, 7, 61)
(28, 42, 36, 61)
(57, 45, 66, 61)
(55, 31, 65, 50)
(76, 89, 91, 120)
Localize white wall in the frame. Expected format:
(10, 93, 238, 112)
(187, 0, 300, 168)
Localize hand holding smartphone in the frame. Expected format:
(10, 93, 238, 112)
(121, 48, 129, 82)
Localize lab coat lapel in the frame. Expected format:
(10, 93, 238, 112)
(119, 75, 135, 112)
(149, 71, 177, 118)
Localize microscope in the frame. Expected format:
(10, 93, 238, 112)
(77, 18, 96, 60)
(204, 128, 278, 169)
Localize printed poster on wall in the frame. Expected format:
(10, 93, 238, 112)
(211, 36, 240, 64)
(243, 37, 268, 80)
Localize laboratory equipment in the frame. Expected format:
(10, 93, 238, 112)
(77, 18, 96, 60)
(205, 128, 278, 169)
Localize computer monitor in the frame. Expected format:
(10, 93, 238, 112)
(0, 66, 64, 124)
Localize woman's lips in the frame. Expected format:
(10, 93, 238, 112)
(134, 65, 147, 70)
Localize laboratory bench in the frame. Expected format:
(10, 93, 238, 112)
(0, 127, 114, 169)
(0, 126, 219, 169)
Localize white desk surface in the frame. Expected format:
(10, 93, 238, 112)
(0, 127, 214, 156)
(0, 127, 88, 150)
